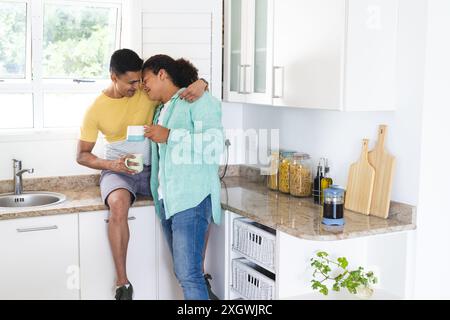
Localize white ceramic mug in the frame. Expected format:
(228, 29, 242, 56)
(127, 125, 145, 142)
(125, 153, 144, 173)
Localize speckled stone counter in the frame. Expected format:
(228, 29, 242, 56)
(220, 176, 416, 241)
(0, 178, 153, 220)
(0, 165, 240, 220)
(0, 165, 416, 241)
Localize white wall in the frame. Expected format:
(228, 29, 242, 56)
(222, 102, 245, 165)
(141, 0, 223, 98)
(0, 131, 105, 180)
(414, 0, 450, 299)
(242, 0, 427, 206)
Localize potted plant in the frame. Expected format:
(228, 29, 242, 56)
(310, 251, 378, 299)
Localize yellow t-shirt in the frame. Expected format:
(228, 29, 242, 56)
(80, 89, 159, 143)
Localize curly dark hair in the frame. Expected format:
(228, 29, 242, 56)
(142, 54, 198, 88)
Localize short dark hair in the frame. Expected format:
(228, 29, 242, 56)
(142, 54, 198, 88)
(110, 49, 143, 75)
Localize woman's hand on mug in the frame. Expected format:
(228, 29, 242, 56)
(144, 125, 170, 143)
(109, 155, 138, 175)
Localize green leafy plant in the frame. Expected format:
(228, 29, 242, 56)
(310, 251, 377, 296)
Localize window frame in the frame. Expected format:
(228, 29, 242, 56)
(0, 0, 123, 131)
(0, 0, 32, 84)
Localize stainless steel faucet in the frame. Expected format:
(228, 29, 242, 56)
(13, 159, 34, 195)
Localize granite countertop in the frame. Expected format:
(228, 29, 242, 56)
(0, 175, 153, 220)
(0, 165, 416, 241)
(220, 176, 416, 241)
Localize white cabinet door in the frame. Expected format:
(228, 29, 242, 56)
(155, 219, 184, 299)
(344, 0, 398, 111)
(272, 0, 345, 109)
(78, 210, 114, 299)
(154, 210, 229, 300)
(225, 0, 398, 111)
(127, 206, 157, 299)
(0, 214, 79, 300)
(223, 0, 248, 103)
(79, 207, 156, 300)
(223, 0, 274, 105)
(204, 210, 229, 300)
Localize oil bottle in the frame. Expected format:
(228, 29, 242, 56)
(320, 158, 333, 204)
(312, 159, 323, 204)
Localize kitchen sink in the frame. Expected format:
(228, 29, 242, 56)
(0, 192, 66, 209)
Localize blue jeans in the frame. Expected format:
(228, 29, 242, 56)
(160, 195, 212, 300)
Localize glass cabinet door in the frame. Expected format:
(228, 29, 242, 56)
(224, 0, 273, 104)
(253, 0, 268, 94)
(229, 0, 243, 93)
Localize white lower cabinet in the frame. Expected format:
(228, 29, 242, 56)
(79, 206, 157, 300)
(203, 210, 277, 300)
(155, 209, 229, 300)
(0, 206, 229, 300)
(227, 211, 277, 300)
(0, 214, 79, 300)
(214, 210, 415, 300)
(204, 210, 229, 300)
(0, 206, 415, 300)
(154, 220, 184, 300)
(276, 230, 416, 299)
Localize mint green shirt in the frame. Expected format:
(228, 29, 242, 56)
(150, 89, 224, 224)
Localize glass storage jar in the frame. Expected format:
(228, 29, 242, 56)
(289, 153, 312, 197)
(278, 151, 294, 193)
(266, 150, 280, 191)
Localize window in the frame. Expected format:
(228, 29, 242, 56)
(43, 2, 118, 79)
(0, 2, 27, 79)
(0, 94, 33, 128)
(0, 0, 122, 130)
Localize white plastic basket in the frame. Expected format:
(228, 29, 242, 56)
(232, 218, 276, 270)
(232, 258, 275, 300)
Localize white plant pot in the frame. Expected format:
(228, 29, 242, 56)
(355, 286, 374, 299)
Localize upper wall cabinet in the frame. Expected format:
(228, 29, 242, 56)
(223, 0, 399, 111)
(223, 0, 274, 105)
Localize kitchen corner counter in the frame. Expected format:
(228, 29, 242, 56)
(220, 176, 416, 241)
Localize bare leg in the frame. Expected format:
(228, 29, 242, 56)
(107, 188, 132, 287)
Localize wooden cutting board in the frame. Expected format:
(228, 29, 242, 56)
(368, 125, 396, 218)
(345, 139, 375, 215)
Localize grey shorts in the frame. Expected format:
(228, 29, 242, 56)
(99, 165, 151, 206)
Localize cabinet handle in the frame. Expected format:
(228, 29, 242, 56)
(238, 64, 252, 94)
(243, 65, 252, 94)
(73, 79, 96, 83)
(104, 216, 136, 223)
(272, 66, 284, 98)
(16, 225, 58, 233)
(238, 65, 245, 94)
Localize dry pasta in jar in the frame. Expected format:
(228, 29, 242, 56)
(289, 153, 312, 197)
(278, 151, 295, 193)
